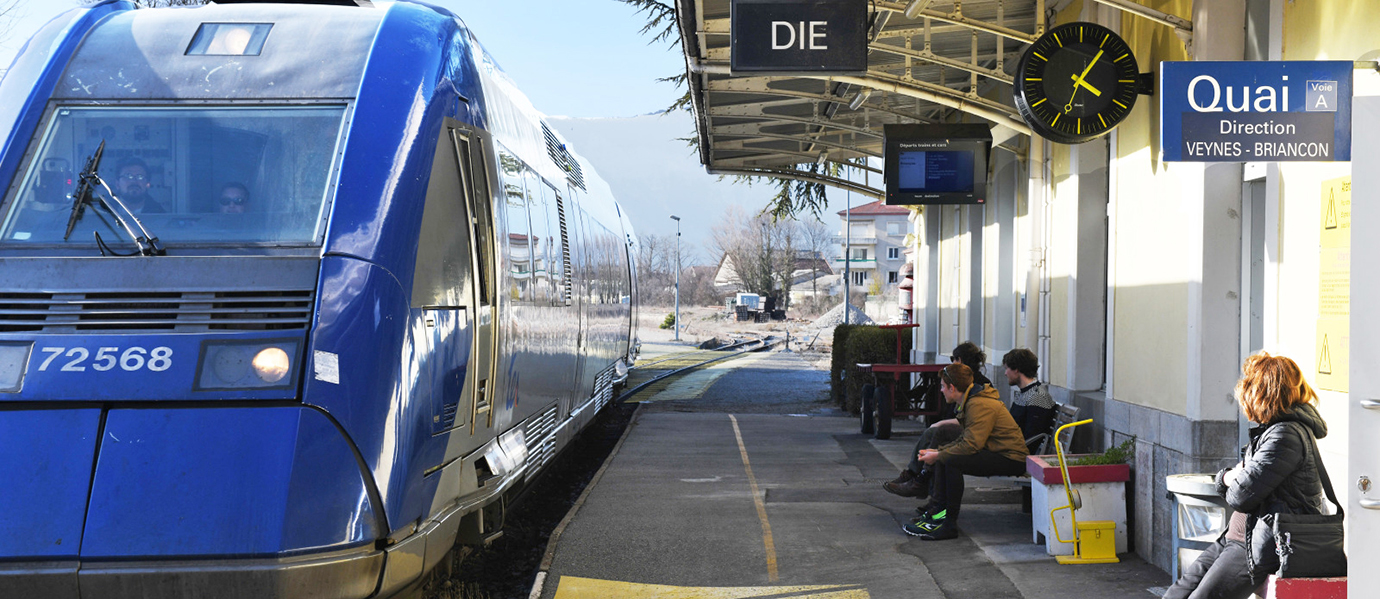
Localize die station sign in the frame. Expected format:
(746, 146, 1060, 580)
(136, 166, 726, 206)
(1161, 61, 1353, 162)
(730, 0, 867, 74)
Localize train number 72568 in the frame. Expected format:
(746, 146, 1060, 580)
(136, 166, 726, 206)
(36, 346, 174, 373)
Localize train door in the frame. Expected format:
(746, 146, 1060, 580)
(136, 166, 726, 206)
(452, 128, 497, 434)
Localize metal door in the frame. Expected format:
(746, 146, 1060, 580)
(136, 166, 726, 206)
(452, 129, 497, 433)
(1348, 73, 1379, 596)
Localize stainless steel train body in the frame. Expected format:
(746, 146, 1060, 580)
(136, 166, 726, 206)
(0, 1, 639, 596)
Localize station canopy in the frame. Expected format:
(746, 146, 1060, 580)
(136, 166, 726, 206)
(676, 0, 1044, 199)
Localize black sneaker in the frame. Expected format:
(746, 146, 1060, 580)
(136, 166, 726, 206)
(901, 508, 947, 536)
(919, 520, 958, 541)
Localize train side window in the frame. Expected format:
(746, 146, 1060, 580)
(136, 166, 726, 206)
(497, 147, 534, 304)
(525, 173, 553, 304)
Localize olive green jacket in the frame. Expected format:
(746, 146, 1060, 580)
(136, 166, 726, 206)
(938, 384, 1030, 463)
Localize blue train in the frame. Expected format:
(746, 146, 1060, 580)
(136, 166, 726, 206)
(0, 1, 639, 596)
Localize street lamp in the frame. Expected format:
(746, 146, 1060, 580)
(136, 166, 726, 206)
(670, 215, 681, 342)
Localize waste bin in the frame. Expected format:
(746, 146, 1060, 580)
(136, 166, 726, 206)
(1166, 474, 1235, 581)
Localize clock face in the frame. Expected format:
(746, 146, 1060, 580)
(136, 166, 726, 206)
(1013, 22, 1140, 144)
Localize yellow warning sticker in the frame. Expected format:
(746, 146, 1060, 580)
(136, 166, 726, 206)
(1314, 317, 1348, 392)
(1320, 176, 1351, 249)
(552, 577, 870, 599)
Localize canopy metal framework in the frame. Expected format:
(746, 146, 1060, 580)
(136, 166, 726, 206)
(677, 0, 1050, 199)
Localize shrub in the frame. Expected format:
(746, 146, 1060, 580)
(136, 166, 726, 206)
(829, 324, 857, 407)
(659, 313, 675, 329)
(830, 325, 913, 414)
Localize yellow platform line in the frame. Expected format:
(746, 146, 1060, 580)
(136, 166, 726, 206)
(552, 577, 869, 598)
(730, 414, 778, 582)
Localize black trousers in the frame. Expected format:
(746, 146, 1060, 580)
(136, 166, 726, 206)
(929, 450, 1025, 519)
(1163, 537, 1266, 599)
(906, 422, 961, 474)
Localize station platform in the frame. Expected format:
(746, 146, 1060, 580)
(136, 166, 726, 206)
(533, 350, 1171, 599)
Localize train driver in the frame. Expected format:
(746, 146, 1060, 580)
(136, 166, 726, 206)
(115, 157, 168, 214)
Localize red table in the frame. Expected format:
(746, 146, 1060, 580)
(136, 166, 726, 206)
(854, 324, 946, 439)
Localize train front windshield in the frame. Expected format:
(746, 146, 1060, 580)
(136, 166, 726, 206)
(0, 106, 347, 247)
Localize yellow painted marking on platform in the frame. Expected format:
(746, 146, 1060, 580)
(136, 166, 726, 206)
(552, 577, 870, 599)
(731, 414, 778, 582)
(635, 352, 771, 402)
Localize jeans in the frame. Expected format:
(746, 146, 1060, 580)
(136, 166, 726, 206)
(906, 421, 961, 474)
(929, 450, 1025, 520)
(1163, 537, 1266, 599)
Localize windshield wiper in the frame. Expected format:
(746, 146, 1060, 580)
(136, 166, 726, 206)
(63, 140, 166, 256)
(64, 139, 104, 241)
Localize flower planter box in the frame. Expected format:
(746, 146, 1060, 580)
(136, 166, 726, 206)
(1027, 454, 1130, 556)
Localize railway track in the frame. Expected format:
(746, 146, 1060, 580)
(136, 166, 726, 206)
(619, 336, 779, 402)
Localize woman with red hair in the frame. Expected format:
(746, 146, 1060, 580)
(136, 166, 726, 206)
(1164, 353, 1333, 599)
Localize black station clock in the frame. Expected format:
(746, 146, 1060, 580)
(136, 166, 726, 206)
(1013, 22, 1141, 144)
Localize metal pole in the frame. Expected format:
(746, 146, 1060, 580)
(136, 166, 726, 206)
(844, 168, 852, 325)
(671, 215, 681, 341)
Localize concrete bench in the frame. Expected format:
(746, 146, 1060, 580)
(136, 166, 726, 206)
(1255, 576, 1346, 599)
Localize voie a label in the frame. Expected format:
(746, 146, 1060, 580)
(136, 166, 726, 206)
(730, 0, 867, 74)
(1161, 61, 1353, 162)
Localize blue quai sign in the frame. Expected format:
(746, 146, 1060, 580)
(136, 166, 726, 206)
(1161, 61, 1352, 162)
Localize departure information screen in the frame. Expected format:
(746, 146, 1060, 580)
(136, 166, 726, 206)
(896, 150, 974, 193)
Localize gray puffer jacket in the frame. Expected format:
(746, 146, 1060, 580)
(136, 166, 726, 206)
(1216, 403, 1327, 516)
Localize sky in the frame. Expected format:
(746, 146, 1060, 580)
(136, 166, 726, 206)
(0, 0, 858, 263)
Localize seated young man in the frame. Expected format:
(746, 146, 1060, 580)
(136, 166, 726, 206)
(1002, 348, 1055, 440)
(903, 362, 1028, 540)
(883, 342, 999, 499)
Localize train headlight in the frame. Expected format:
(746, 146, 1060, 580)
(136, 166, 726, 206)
(197, 340, 299, 390)
(252, 347, 291, 383)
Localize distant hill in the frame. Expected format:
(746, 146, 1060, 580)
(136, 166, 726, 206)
(547, 111, 845, 265)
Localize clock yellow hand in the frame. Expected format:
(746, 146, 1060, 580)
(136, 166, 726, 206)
(1076, 49, 1105, 83)
(1063, 49, 1105, 112)
(1070, 73, 1102, 96)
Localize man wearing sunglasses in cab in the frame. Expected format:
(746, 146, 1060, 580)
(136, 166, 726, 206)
(217, 183, 250, 214)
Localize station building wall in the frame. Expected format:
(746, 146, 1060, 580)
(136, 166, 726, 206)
(910, 0, 1375, 574)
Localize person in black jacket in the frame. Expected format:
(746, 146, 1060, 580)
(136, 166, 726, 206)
(1164, 353, 1330, 599)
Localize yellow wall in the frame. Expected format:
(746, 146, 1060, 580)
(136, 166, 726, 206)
(1274, 0, 1379, 459)
(1048, 144, 1072, 389)
(1104, 1, 1192, 414)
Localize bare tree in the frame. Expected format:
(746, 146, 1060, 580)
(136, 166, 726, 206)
(799, 218, 833, 300)
(712, 206, 798, 307)
(636, 232, 697, 306)
(0, 0, 26, 78)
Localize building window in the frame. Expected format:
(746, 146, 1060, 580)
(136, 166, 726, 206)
(849, 223, 870, 238)
(850, 248, 868, 260)
(887, 247, 900, 260)
(888, 271, 898, 283)
(852, 271, 866, 286)
(887, 221, 904, 236)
